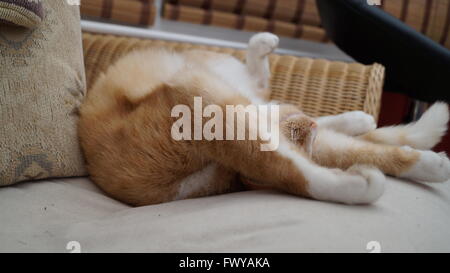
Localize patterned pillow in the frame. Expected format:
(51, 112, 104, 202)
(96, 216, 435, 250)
(0, 0, 44, 28)
(0, 0, 87, 186)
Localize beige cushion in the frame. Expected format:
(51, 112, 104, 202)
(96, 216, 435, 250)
(0, 1, 86, 186)
(0, 177, 449, 252)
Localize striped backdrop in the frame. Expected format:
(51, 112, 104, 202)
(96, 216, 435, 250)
(164, 0, 328, 42)
(80, 0, 156, 26)
(379, 0, 450, 48)
(164, 3, 328, 42)
(163, 0, 450, 48)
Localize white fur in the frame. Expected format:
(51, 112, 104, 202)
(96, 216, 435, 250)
(246, 33, 279, 90)
(175, 163, 220, 200)
(316, 111, 377, 136)
(208, 56, 264, 104)
(306, 163, 386, 205)
(276, 140, 385, 204)
(400, 146, 450, 183)
(207, 32, 279, 105)
(362, 102, 449, 150)
(108, 49, 186, 101)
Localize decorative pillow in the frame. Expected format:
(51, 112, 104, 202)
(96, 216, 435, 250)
(0, 0, 44, 28)
(0, 0, 87, 186)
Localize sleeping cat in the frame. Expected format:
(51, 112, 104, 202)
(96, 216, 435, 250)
(78, 33, 450, 206)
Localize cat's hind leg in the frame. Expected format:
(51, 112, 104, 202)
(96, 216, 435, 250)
(196, 101, 385, 205)
(246, 32, 279, 99)
(203, 134, 385, 205)
(316, 102, 449, 151)
(312, 129, 450, 183)
(315, 111, 377, 136)
(317, 102, 450, 151)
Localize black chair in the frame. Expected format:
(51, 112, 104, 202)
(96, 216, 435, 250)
(316, 0, 450, 104)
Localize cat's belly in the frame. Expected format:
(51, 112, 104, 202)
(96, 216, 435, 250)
(207, 57, 264, 104)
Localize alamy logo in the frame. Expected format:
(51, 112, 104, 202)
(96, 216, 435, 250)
(366, 241, 382, 253)
(171, 97, 280, 151)
(66, 241, 81, 253)
(66, 0, 81, 6)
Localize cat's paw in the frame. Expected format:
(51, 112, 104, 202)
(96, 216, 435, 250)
(345, 165, 386, 204)
(308, 165, 385, 205)
(248, 32, 279, 57)
(401, 147, 450, 183)
(338, 111, 377, 136)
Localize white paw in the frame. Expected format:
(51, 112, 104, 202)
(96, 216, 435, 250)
(401, 148, 450, 183)
(345, 165, 386, 204)
(338, 111, 377, 136)
(308, 165, 385, 205)
(248, 32, 279, 56)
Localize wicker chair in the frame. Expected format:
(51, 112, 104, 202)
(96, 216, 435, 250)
(82, 32, 385, 121)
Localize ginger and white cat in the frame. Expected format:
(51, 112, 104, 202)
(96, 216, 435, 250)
(78, 33, 450, 206)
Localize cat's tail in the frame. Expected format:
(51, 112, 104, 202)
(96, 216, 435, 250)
(359, 102, 449, 150)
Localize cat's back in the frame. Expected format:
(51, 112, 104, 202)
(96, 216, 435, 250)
(95, 48, 236, 96)
(82, 49, 183, 113)
(81, 48, 241, 114)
